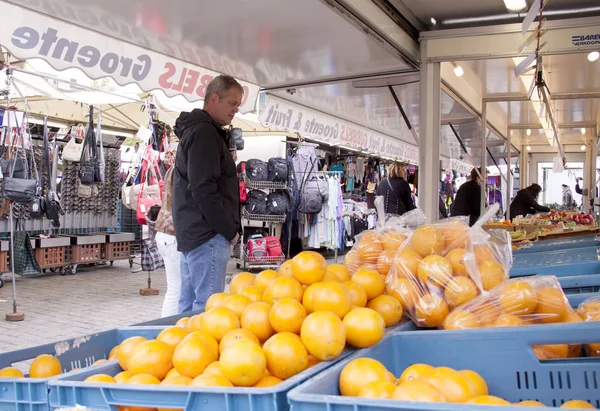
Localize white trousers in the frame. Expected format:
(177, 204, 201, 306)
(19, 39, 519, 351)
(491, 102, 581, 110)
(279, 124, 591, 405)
(155, 232, 181, 317)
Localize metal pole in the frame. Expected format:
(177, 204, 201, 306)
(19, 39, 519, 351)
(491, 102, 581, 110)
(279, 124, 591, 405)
(388, 85, 419, 144)
(480, 102, 488, 216)
(506, 132, 512, 221)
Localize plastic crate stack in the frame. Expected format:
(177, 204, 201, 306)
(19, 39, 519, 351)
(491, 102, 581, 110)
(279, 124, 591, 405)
(119, 201, 142, 253)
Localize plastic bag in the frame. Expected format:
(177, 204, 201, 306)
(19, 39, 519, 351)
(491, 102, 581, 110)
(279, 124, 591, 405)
(385, 216, 482, 328)
(468, 226, 512, 292)
(577, 296, 600, 357)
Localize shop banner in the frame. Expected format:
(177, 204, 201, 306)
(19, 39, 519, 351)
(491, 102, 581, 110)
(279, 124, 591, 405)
(0, 2, 259, 113)
(259, 94, 420, 164)
(451, 158, 474, 174)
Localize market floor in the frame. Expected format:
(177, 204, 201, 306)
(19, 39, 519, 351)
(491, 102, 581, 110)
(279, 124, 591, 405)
(0, 259, 246, 353)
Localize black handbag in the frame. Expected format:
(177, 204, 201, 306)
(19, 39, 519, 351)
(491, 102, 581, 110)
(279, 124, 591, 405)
(79, 106, 98, 185)
(1, 157, 27, 179)
(42, 118, 63, 224)
(2, 115, 37, 204)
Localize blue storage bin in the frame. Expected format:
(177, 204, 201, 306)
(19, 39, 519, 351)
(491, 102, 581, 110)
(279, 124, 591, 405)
(559, 274, 600, 295)
(288, 322, 600, 411)
(48, 322, 417, 411)
(514, 235, 599, 255)
(0, 327, 165, 411)
(510, 246, 600, 277)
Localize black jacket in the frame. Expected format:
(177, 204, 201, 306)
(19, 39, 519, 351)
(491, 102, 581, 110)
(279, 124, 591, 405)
(510, 188, 550, 219)
(377, 177, 416, 215)
(451, 180, 481, 226)
(172, 109, 240, 252)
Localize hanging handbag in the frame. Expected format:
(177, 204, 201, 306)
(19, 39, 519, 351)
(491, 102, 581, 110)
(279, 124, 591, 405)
(129, 156, 162, 212)
(136, 164, 162, 225)
(62, 124, 85, 162)
(2, 114, 37, 204)
(0, 117, 27, 179)
(78, 106, 97, 185)
(29, 149, 46, 219)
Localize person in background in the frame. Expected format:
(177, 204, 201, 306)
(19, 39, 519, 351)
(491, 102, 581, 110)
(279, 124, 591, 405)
(510, 183, 551, 219)
(377, 162, 415, 215)
(172, 75, 242, 313)
(155, 148, 179, 318)
(562, 184, 575, 208)
(575, 177, 599, 209)
(451, 168, 482, 226)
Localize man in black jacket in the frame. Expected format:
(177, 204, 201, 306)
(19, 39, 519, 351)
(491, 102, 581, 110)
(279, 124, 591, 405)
(451, 168, 482, 226)
(172, 75, 242, 313)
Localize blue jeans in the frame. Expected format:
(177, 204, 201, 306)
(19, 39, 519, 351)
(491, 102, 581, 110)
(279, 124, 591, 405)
(178, 234, 231, 313)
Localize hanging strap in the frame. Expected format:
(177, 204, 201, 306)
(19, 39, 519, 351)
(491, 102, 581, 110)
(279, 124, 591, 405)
(97, 106, 105, 165)
(9, 112, 30, 179)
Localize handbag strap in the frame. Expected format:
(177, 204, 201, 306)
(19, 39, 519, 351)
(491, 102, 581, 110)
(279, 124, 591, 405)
(42, 117, 51, 190)
(81, 105, 96, 162)
(97, 107, 105, 165)
(9, 112, 30, 179)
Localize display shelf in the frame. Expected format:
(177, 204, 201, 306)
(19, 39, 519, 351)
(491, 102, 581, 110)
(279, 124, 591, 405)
(241, 207, 287, 223)
(243, 174, 288, 190)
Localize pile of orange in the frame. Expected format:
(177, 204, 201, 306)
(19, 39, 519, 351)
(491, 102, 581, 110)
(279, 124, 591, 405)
(338, 359, 596, 409)
(385, 221, 490, 328)
(0, 354, 64, 379)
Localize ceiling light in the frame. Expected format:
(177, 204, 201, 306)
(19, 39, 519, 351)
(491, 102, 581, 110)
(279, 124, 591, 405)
(581, 127, 586, 135)
(581, 145, 587, 151)
(588, 51, 600, 62)
(503, 0, 527, 13)
(453, 63, 464, 77)
(526, 145, 531, 151)
(430, 17, 437, 25)
(526, 129, 531, 136)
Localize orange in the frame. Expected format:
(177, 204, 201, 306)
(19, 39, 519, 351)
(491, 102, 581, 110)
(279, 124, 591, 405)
(392, 248, 422, 279)
(279, 260, 294, 277)
(445, 248, 468, 277)
(238, 285, 264, 303)
(411, 225, 444, 257)
(344, 281, 368, 308)
(205, 292, 230, 311)
(474, 245, 495, 264)
(344, 250, 363, 273)
(164, 368, 180, 380)
(322, 271, 343, 283)
(263, 276, 304, 305)
(175, 317, 189, 328)
(339, 358, 390, 397)
(443, 310, 480, 330)
(358, 380, 397, 399)
(185, 314, 205, 332)
(458, 369, 488, 397)
(93, 359, 109, 366)
(380, 231, 407, 252)
(472, 303, 502, 327)
(466, 395, 510, 405)
(292, 251, 327, 285)
(202, 362, 226, 378)
(352, 268, 385, 300)
(127, 373, 161, 385)
(200, 307, 240, 341)
(183, 331, 220, 358)
(399, 363, 434, 385)
(29, 355, 62, 378)
(161, 375, 192, 386)
(578, 301, 600, 321)
(310, 282, 353, 319)
(241, 302, 275, 343)
(357, 231, 384, 264)
(442, 221, 470, 250)
(254, 270, 279, 291)
(326, 264, 351, 282)
(533, 344, 569, 360)
(302, 283, 318, 313)
(300, 311, 346, 361)
(376, 250, 396, 276)
(367, 295, 403, 327)
(222, 294, 253, 318)
(498, 281, 538, 315)
(85, 374, 116, 383)
(219, 339, 266, 387)
(391, 380, 446, 402)
(479, 261, 507, 291)
(493, 313, 528, 328)
(191, 374, 233, 387)
(343, 308, 386, 348)
(0, 367, 24, 378)
(109, 346, 120, 360)
(444, 276, 478, 308)
(117, 336, 147, 371)
(114, 371, 132, 383)
(127, 340, 173, 380)
(172, 336, 218, 378)
(534, 287, 568, 324)
(415, 293, 449, 328)
(230, 272, 255, 294)
(253, 375, 283, 387)
(269, 297, 307, 334)
(423, 368, 475, 403)
(386, 277, 423, 312)
(417, 255, 453, 288)
(219, 329, 260, 354)
(307, 355, 320, 369)
(517, 400, 547, 407)
(157, 327, 188, 353)
(561, 400, 596, 409)
(263, 332, 309, 380)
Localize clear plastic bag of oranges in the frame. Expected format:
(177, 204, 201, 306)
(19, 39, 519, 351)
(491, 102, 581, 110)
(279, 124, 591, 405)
(468, 226, 512, 292)
(577, 296, 600, 357)
(344, 208, 426, 276)
(385, 215, 484, 328)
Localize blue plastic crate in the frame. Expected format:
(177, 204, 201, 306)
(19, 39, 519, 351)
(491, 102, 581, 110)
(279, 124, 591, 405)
(514, 235, 599, 255)
(510, 246, 600, 277)
(0, 326, 165, 411)
(48, 322, 417, 411)
(559, 274, 600, 295)
(288, 322, 600, 411)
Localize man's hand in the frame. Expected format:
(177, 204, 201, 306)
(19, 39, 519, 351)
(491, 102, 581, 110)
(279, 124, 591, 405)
(231, 233, 240, 246)
(231, 150, 238, 163)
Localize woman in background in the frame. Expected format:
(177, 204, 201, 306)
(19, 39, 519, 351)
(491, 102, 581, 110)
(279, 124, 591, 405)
(377, 162, 415, 216)
(510, 183, 551, 219)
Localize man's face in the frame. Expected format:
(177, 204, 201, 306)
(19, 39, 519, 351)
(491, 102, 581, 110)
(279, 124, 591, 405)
(207, 88, 243, 126)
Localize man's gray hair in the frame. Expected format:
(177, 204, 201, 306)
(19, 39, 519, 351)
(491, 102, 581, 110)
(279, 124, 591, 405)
(205, 75, 244, 102)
